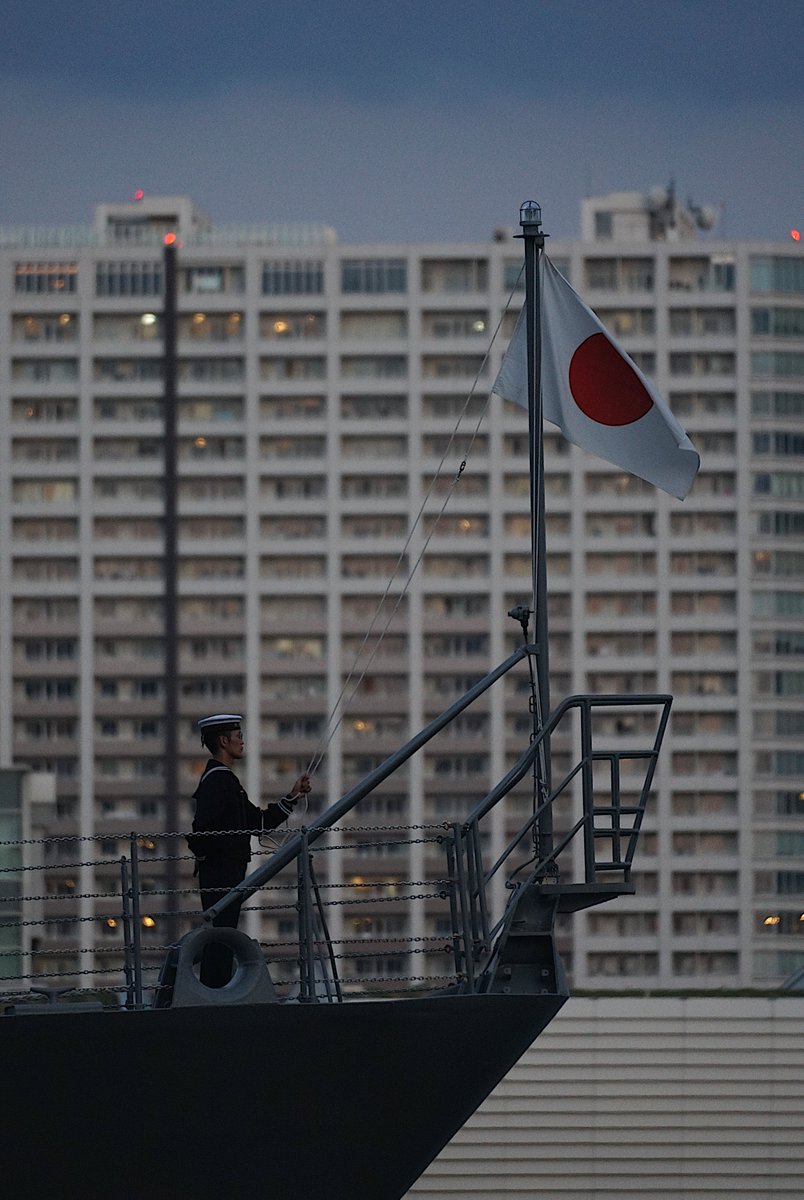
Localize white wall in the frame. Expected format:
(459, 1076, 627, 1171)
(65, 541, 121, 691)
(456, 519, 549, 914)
(410, 996, 804, 1198)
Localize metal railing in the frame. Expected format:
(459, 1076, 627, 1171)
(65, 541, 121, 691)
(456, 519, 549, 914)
(1, 650, 672, 1009)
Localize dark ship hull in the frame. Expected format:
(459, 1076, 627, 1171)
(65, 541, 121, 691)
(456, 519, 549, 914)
(1, 678, 669, 1198)
(1, 991, 564, 1200)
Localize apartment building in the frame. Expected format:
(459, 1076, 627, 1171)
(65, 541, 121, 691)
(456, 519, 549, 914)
(0, 189, 802, 990)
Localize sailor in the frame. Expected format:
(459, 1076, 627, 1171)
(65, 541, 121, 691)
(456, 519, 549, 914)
(189, 713, 312, 987)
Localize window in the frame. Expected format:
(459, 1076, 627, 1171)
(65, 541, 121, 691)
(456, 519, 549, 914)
(671, 391, 735, 417)
(13, 478, 78, 502)
(428, 514, 488, 537)
(585, 631, 655, 656)
(178, 434, 244, 461)
(12, 398, 77, 422)
(751, 352, 804, 379)
(503, 261, 526, 291)
(262, 475, 326, 500)
(178, 312, 244, 341)
(178, 358, 243, 382)
(752, 670, 804, 696)
(753, 431, 804, 457)
(670, 351, 735, 376)
(752, 630, 804, 656)
(584, 257, 653, 292)
(181, 265, 245, 295)
(586, 592, 656, 617)
(758, 470, 804, 499)
(259, 312, 326, 339)
(260, 355, 325, 381)
(586, 512, 655, 537)
(671, 631, 736, 655)
(93, 313, 161, 341)
(752, 390, 804, 417)
(340, 312, 406, 339)
(670, 551, 735, 576)
(262, 260, 323, 295)
(13, 313, 78, 342)
(584, 473, 653, 496)
(587, 952, 658, 977)
(181, 397, 243, 422)
(671, 671, 737, 696)
(15, 262, 77, 293)
(341, 474, 407, 499)
(421, 311, 488, 338)
(752, 549, 804, 577)
(340, 356, 406, 379)
(260, 435, 325, 459)
(670, 511, 735, 536)
(260, 556, 325, 579)
(672, 952, 738, 976)
(594, 308, 655, 337)
(342, 556, 408, 579)
(585, 551, 656, 575)
(341, 435, 407, 458)
(13, 358, 78, 382)
(669, 307, 736, 336)
(422, 394, 487, 421)
(752, 307, 804, 337)
(260, 516, 325, 540)
(594, 211, 613, 239)
(750, 256, 804, 295)
(94, 358, 162, 383)
(421, 259, 487, 292)
(341, 395, 407, 420)
(94, 397, 162, 421)
(261, 395, 325, 420)
(669, 256, 735, 293)
(421, 355, 486, 379)
(95, 260, 162, 296)
(341, 259, 406, 294)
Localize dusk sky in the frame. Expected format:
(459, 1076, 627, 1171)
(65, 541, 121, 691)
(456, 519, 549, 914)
(2, 0, 802, 243)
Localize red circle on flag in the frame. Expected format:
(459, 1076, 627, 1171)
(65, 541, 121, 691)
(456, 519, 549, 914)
(569, 333, 654, 426)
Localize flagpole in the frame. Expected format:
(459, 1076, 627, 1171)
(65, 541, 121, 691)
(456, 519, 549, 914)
(519, 200, 552, 858)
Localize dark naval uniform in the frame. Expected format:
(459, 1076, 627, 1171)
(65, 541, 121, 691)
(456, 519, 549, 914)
(191, 761, 291, 987)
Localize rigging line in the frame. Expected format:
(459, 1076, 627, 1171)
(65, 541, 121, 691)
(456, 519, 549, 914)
(305, 272, 523, 779)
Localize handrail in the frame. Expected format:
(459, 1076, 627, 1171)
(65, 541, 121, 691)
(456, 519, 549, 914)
(0, 671, 673, 1005)
(202, 644, 533, 922)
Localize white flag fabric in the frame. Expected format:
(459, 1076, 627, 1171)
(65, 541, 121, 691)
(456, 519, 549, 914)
(493, 255, 700, 499)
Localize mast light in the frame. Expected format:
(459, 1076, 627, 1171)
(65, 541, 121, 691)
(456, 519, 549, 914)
(520, 201, 542, 228)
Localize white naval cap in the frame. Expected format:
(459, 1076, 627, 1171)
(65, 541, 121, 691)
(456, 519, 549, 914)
(198, 713, 243, 739)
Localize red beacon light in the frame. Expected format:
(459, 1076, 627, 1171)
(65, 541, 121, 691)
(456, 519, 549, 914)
(133, 189, 145, 201)
(791, 230, 801, 242)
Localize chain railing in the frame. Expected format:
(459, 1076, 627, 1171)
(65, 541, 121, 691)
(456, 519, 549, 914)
(1, 653, 672, 1011)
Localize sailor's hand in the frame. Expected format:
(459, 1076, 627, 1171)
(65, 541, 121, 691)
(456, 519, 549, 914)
(289, 773, 312, 800)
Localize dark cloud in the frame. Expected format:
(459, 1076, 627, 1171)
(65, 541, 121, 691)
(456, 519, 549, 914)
(1, 0, 802, 239)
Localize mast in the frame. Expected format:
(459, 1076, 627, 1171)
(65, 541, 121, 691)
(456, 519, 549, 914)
(519, 200, 553, 858)
(162, 233, 180, 943)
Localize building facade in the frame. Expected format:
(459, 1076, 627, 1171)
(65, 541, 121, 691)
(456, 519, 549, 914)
(0, 190, 802, 990)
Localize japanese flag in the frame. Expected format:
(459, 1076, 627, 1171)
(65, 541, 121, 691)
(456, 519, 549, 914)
(493, 255, 700, 499)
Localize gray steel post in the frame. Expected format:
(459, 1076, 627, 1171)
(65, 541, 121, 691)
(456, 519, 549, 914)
(119, 855, 135, 1009)
(129, 832, 144, 1007)
(298, 836, 317, 1003)
(452, 823, 476, 994)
